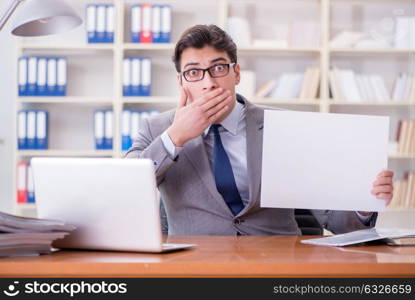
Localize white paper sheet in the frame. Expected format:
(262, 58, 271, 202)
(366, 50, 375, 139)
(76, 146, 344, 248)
(260, 110, 389, 212)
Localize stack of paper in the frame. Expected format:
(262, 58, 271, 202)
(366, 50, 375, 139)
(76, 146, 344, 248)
(0, 211, 75, 257)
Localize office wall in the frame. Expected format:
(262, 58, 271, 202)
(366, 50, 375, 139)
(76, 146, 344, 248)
(0, 0, 16, 213)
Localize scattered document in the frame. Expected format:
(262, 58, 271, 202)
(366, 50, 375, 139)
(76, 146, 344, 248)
(301, 228, 415, 247)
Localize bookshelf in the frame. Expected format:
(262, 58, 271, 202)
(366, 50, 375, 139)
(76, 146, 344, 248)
(11, 0, 415, 225)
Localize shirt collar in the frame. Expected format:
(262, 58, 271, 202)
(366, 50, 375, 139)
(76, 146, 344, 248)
(203, 100, 244, 137)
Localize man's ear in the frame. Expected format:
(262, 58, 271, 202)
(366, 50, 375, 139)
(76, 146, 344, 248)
(234, 63, 241, 85)
(177, 73, 183, 86)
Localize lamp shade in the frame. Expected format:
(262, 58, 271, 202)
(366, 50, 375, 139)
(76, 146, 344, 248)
(11, 0, 82, 36)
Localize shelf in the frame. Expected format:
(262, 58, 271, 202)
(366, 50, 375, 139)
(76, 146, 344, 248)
(17, 97, 114, 104)
(16, 203, 36, 210)
(123, 43, 175, 50)
(330, 48, 415, 55)
(20, 44, 114, 51)
(238, 46, 321, 54)
(388, 153, 415, 159)
(329, 101, 415, 106)
(122, 97, 177, 104)
(17, 150, 115, 157)
(252, 98, 320, 105)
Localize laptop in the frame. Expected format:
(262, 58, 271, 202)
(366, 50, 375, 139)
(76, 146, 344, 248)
(31, 157, 195, 253)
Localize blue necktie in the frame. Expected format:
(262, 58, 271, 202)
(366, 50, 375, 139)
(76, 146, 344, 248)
(212, 124, 244, 216)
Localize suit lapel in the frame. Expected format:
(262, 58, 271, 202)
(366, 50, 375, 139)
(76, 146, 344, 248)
(238, 98, 264, 216)
(182, 136, 234, 216)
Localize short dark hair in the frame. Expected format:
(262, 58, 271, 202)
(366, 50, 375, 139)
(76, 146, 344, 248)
(172, 24, 237, 73)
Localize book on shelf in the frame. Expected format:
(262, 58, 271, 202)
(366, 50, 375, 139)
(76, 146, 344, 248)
(394, 17, 415, 49)
(17, 110, 49, 150)
(130, 4, 172, 43)
(123, 57, 152, 96)
(392, 73, 415, 102)
(18, 57, 67, 97)
(328, 68, 408, 102)
(397, 120, 415, 154)
(17, 162, 36, 204)
(254, 67, 320, 100)
(94, 110, 113, 150)
(86, 4, 115, 43)
(122, 110, 159, 151)
(0, 211, 75, 257)
(390, 173, 415, 209)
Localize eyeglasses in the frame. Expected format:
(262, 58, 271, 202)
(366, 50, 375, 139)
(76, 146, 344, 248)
(179, 63, 236, 82)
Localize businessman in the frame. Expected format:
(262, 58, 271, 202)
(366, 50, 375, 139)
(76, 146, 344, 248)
(126, 25, 394, 235)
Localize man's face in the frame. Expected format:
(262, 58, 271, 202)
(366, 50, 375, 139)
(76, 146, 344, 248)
(178, 46, 240, 106)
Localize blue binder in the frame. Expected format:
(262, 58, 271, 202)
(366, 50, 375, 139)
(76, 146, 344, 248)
(17, 110, 27, 150)
(104, 110, 113, 149)
(105, 5, 115, 43)
(18, 57, 28, 96)
(160, 5, 172, 43)
(36, 110, 48, 150)
(131, 5, 141, 43)
(27, 165, 36, 203)
(26, 110, 37, 149)
(122, 110, 132, 151)
(86, 5, 97, 43)
(46, 57, 58, 96)
(131, 58, 141, 96)
(56, 58, 67, 96)
(152, 5, 162, 43)
(96, 5, 106, 43)
(27, 57, 37, 96)
(94, 110, 105, 150)
(141, 57, 151, 96)
(123, 58, 132, 96)
(36, 57, 48, 96)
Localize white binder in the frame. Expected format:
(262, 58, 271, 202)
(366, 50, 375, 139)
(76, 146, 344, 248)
(18, 57, 28, 96)
(141, 58, 151, 96)
(131, 58, 141, 96)
(131, 5, 142, 42)
(106, 5, 115, 43)
(57, 58, 67, 96)
(37, 58, 47, 96)
(161, 5, 172, 43)
(151, 5, 161, 43)
(27, 165, 35, 203)
(104, 110, 113, 149)
(17, 110, 27, 149)
(27, 110, 37, 149)
(36, 110, 48, 150)
(94, 110, 105, 150)
(47, 58, 57, 96)
(96, 5, 106, 42)
(123, 58, 131, 96)
(130, 111, 140, 143)
(122, 110, 132, 151)
(27, 57, 37, 96)
(86, 5, 97, 43)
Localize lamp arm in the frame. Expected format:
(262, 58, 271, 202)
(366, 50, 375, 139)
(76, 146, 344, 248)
(0, 0, 26, 32)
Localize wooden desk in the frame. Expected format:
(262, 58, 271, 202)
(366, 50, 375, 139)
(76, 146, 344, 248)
(0, 236, 414, 277)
